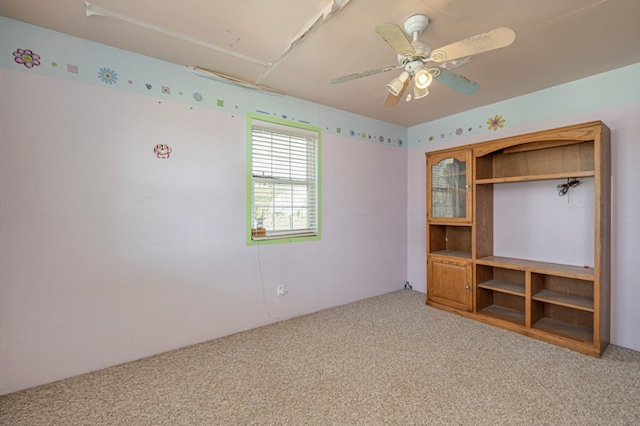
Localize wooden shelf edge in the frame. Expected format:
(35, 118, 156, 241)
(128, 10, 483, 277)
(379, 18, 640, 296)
(475, 256, 594, 279)
(476, 170, 594, 185)
(532, 290, 594, 312)
(429, 250, 472, 259)
(477, 279, 525, 296)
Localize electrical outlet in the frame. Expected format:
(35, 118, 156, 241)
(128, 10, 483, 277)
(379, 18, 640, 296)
(277, 284, 285, 296)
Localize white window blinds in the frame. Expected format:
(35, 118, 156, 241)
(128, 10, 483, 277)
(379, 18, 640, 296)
(250, 118, 319, 240)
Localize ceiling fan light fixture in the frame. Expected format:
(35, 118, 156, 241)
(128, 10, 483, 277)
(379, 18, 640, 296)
(414, 68, 433, 89)
(413, 85, 429, 100)
(386, 71, 410, 96)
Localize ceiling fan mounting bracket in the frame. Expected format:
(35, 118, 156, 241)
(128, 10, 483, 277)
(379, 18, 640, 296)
(403, 14, 429, 37)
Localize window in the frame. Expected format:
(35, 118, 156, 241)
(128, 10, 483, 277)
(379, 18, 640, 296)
(247, 114, 321, 243)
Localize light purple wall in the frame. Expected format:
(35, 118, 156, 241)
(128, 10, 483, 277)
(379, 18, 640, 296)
(0, 69, 408, 394)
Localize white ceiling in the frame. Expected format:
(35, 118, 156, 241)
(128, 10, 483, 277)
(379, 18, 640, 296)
(1, 0, 639, 127)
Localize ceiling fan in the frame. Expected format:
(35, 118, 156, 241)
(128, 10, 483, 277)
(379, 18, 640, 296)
(330, 15, 516, 107)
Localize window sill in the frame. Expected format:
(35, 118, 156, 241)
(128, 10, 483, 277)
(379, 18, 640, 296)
(250, 230, 318, 243)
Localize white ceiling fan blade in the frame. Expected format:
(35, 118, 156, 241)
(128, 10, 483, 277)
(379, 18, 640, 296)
(430, 67, 480, 95)
(375, 23, 416, 58)
(428, 27, 516, 63)
(330, 64, 401, 84)
(383, 76, 410, 108)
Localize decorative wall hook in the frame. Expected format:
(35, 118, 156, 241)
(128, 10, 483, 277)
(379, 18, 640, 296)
(153, 144, 172, 159)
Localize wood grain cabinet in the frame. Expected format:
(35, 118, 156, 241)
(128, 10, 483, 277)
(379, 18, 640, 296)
(425, 121, 610, 357)
(426, 149, 473, 313)
(427, 257, 472, 312)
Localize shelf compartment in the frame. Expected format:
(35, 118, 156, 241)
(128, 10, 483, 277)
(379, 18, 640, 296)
(477, 304, 525, 326)
(476, 287, 525, 326)
(531, 272, 594, 311)
(475, 140, 594, 181)
(531, 302, 593, 345)
(428, 224, 472, 259)
(533, 318, 594, 345)
(476, 264, 525, 296)
(532, 289, 594, 312)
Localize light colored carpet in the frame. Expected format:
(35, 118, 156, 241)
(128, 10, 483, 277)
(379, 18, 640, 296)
(1, 290, 639, 425)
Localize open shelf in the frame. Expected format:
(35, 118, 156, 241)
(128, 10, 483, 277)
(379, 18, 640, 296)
(475, 170, 594, 185)
(533, 317, 593, 345)
(531, 300, 594, 344)
(532, 289, 594, 312)
(478, 279, 525, 296)
(476, 284, 525, 326)
(531, 272, 594, 310)
(475, 140, 594, 182)
(477, 305, 525, 326)
(476, 264, 525, 297)
(428, 224, 472, 259)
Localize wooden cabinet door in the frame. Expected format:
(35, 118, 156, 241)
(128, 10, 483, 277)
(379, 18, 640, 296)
(427, 257, 472, 311)
(426, 149, 472, 223)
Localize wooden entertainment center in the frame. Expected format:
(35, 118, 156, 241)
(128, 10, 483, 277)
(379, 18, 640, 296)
(425, 121, 610, 357)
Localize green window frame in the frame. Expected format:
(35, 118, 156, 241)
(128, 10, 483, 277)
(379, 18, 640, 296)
(247, 113, 321, 245)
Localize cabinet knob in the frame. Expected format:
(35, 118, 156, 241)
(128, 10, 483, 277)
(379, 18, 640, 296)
(465, 283, 470, 292)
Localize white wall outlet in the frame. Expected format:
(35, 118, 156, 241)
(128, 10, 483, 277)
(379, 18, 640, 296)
(276, 284, 285, 296)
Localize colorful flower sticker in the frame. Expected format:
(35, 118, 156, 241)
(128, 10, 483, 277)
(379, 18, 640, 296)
(98, 67, 118, 85)
(456, 128, 463, 135)
(67, 64, 78, 73)
(487, 115, 505, 131)
(162, 86, 170, 94)
(13, 48, 41, 68)
(153, 144, 172, 159)
(193, 92, 203, 102)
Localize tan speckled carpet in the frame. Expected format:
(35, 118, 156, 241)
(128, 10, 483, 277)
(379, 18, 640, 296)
(1, 290, 639, 425)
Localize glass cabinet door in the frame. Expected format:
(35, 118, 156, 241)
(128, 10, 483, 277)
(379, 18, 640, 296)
(427, 150, 471, 221)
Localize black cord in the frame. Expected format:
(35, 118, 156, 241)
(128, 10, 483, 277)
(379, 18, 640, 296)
(557, 178, 580, 196)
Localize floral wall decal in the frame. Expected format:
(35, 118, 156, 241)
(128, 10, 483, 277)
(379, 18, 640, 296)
(13, 48, 41, 68)
(97, 67, 118, 85)
(487, 114, 506, 131)
(192, 92, 203, 102)
(153, 144, 172, 159)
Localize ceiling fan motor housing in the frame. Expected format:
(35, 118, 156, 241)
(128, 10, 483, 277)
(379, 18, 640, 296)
(405, 60, 425, 74)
